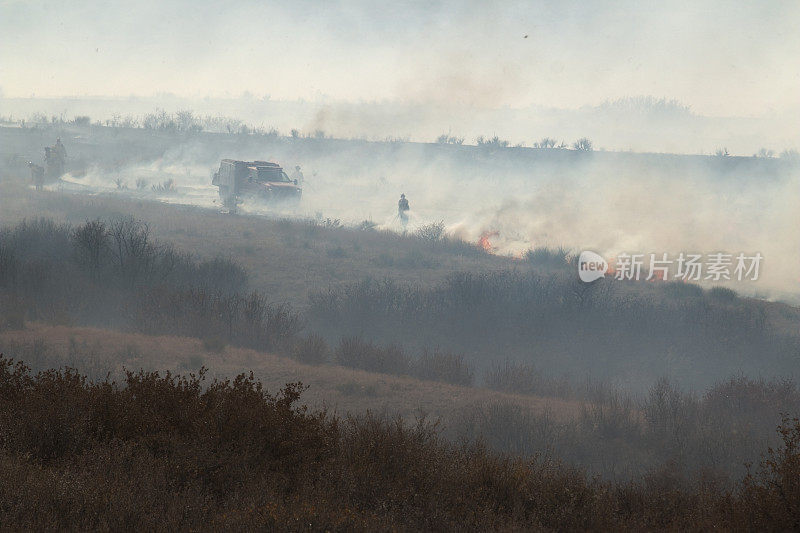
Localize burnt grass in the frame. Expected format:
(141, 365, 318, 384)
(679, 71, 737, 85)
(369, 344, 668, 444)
(2, 355, 800, 531)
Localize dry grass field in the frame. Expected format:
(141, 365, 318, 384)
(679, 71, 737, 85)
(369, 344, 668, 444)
(0, 179, 507, 308)
(2, 128, 800, 529)
(0, 323, 584, 423)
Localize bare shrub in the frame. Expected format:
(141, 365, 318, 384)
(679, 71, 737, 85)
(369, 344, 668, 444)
(484, 360, 541, 395)
(309, 270, 793, 390)
(334, 336, 411, 375)
(436, 133, 464, 145)
(0, 218, 250, 329)
(412, 348, 474, 386)
(357, 219, 378, 231)
(1, 355, 800, 529)
(524, 245, 571, 269)
(202, 337, 226, 354)
(643, 378, 699, 439)
(663, 281, 703, 299)
(707, 286, 737, 303)
(475, 135, 509, 148)
(533, 137, 566, 149)
(740, 416, 800, 529)
(455, 400, 562, 457)
(291, 334, 328, 365)
(71, 219, 108, 274)
(108, 217, 156, 287)
(135, 289, 301, 352)
(151, 179, 176, 193)
(414, 221, 446, 242)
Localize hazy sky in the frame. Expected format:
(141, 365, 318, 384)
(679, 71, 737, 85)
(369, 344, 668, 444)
(2, 0, 798, 116)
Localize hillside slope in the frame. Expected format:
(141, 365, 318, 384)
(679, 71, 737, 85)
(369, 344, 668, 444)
(0, 323, 583, 423)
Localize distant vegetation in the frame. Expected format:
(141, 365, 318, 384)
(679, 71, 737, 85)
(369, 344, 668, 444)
(533, 137, 567, 149)
(0, 218, 298, 352)
(475, 365, 800, 480)
(435, 133, 464, 145)
(9, 109, 799, 158)
(572, 137, 593, 151)
(1, 211, 800, 511)
(475, 135, 510, 149)
(2, 104, 799, 528)
(308, 271, 792, 388)
(597, 96, 693, 116)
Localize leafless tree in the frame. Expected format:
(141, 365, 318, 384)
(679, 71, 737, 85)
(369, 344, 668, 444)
(72, 219, 108, 277)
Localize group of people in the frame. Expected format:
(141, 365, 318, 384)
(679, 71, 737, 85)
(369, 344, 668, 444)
(26, 148, 413, 230)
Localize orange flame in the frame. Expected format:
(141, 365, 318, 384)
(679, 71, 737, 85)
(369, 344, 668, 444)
(478, 231, 499, 253)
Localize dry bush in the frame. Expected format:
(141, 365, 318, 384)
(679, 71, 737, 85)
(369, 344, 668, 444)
(135, 289, 301, 352)
(524, 245, 572, 269)
(309, 271, 795, 389)
(739, 417, 800, 530)
(291, 334, 328, 365)
(2, 354, 800, 529)
(0, 218, 249, 328)
(453, 400, 563, 458)
(414, 221, 446, 242)
(202, 336, 226, 354)
(708, 286, 738, 303)
(663, 280, 704, 299)
(334, 336, 411, 376)
(412, 348, 474, 386)
(333, 338, 472, 385)
(485, 359, 542, 395)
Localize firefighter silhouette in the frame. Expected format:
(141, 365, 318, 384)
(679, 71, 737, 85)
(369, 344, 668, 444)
(398, 193, 410, 227)
(45, 138, 67, 179)
(28, 162, 45, 191)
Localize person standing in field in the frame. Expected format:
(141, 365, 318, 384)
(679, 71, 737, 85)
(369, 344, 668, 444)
(398, 193, 410, 227)
(28, 162, 45, 191)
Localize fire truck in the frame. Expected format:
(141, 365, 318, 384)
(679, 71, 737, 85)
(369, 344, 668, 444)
(212, 159, 302, 209)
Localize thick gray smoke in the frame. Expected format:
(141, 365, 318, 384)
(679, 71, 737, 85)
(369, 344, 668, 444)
(3, 0, 798, 298)
(2, 0, 799, 153)
(46, 132, 799, 301)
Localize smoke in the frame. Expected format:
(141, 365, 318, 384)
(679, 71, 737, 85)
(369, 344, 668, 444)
(43, 128, 798, 300)
(3, 0, 798, 297)
(3, 0, 800, 119)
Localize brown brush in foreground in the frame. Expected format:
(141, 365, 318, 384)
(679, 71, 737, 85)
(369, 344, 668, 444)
(1, 354, 799, 531)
